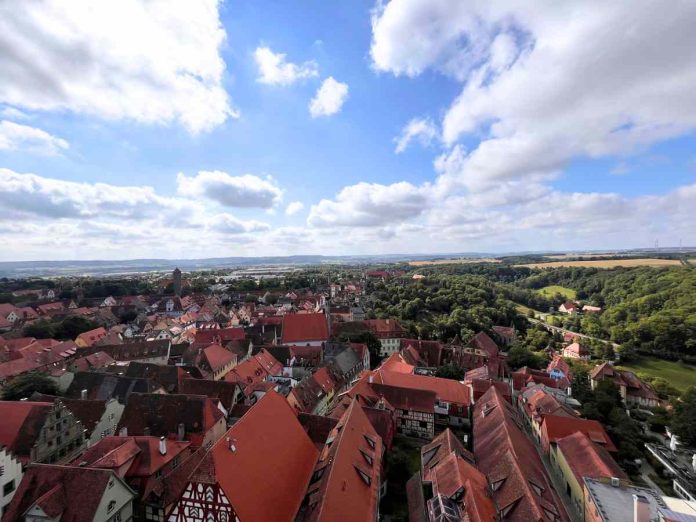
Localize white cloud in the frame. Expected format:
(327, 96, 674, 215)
(394, 117, 438, 153)
(0, 120, 69, 155)
(0, 107, 30, 120)
(285, 201, 305, 216)
(309, 77, 349, 118)
(254, 46, 318, 86)
(0, 0, 233, 134)
(176, 171, 283, 209)
(0, 167, 199, 221)
(308, 181, 429, 227)
(209, 213, 271, 234)
(371, 1, 696, 192)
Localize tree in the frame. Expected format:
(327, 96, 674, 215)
(338, 330, 382, 369)
(1, 372, 58, 400)
(671, 386, 696, 447)
(54, 316, 99, 340)
(435, 364, 465, 381)
(23, 319, 55, 339)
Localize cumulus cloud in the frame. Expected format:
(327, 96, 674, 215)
(176, 171, 282, 209)
(0, 167, 193, 220)
(308, 181, 429, 227)
(254, 46, 318, 86)
(0, 120, 69, 155)
(285, 201, 305, 216)
(309, 77, 349, 118)
(394, 117, 438, 153)
(371, 1, 696, 191)
(0, 0, 233, 133)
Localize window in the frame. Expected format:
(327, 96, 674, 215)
(354, 466, 371, 486)
(361, 451, 373, 466)
(107, 500, 116, 513)
(3, 480, 15, 497)
(363, 435, 376, 449)
(172, 456, 180, 469)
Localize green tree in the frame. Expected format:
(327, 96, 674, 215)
(1, 372, 58, 400)
(434, 364, 465, 381)
(671, 386, 696, 446)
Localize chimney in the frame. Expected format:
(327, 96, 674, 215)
(633, 494, 650, 522)
(159, 436, 167, 455)
(81, 389, 88, 400)
(692, 453, 696, 473)
(177, 423, 185, 441)
(566, 387, 572, 396)
(119, 427, 128, 437)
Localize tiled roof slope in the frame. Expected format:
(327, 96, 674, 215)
(474, 386, 569, 522)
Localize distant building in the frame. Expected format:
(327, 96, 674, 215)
(562, 341, 590, 360)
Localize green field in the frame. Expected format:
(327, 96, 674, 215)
(618, 357, 696, 392)
(536, 285, 577, 299)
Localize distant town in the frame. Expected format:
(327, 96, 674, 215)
(0, 257, 694, 521)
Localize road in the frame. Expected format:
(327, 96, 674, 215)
(525, 317, 620, 349)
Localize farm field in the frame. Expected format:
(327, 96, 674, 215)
(516, 258, 683, 269)
(536, 285, 577, 299)
(408, 258, 500, 266)
(618, 357, 696, 392)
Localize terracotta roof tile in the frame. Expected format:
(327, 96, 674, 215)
(281, 313, 329, 344)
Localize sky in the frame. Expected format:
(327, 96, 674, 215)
(0, 0, 695, 261)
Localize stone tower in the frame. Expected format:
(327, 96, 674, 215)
(173, 267, 182, 296)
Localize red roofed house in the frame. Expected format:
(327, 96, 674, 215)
(428, 451, 497, 522)
(117, 393, 226, 449)
(193, 327, 245, 346)
(370, 382, 436, 439)
(559, 302, 578, 314)
(201, 344, 238, 380)
(550, 431, 626, 516)
(297, 398, 383, 521)
(363, 319, 407, 356)
(540, 415, 617, 455)
(518, 387, 578, 441)
(72, 435, 192, 521)
(168, 391, 319, 522)
(474, 386, 569, 521)
(590, 362, 660, 408)
(75, 326, 108, 348)
(2, 464, 135, 522)
(371, 368, 471, 428)
(281, 312, 330, 346)
(562, 342, 590, 360)
(0, 400, 86, 466)
(467, 331, 500, 358)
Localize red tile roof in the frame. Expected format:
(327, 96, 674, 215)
(431, 452, 497, 522)
(75, 326, 108, 346)
(421, 428, 474, 483)
(281, 313, 329, 344)
(0, 401, 53, 459)
(379, 352, 416, 374)
(541, 415, 617, 452)
(203, 343, 237, 372)
(171, 391, 319, 522)
(474, 386, 569, 522)
(302, 398, 382, 521)
(468, 332, 500, 357)
(194, 327, 245, 345)
(555, 431, 626, 485)
(372, 369, 471, 408)
(2, 464, 126, 522)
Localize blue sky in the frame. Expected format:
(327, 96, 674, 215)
(0, 0, 695, 260)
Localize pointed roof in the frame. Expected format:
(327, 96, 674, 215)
(556, 431, 626, 484)
(421, 428, 474, 483)
(176, 391, 319, 522)
(301, 398, 382, 521)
